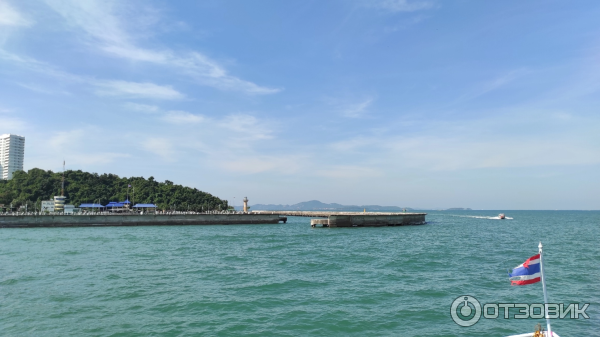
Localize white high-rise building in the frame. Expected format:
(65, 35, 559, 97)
(0, 134, 25, 180)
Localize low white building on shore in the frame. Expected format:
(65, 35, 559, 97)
(41, 200, 55, 212)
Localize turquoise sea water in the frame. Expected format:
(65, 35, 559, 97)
(1, 211, 598, 336)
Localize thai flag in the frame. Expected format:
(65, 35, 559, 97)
(509, 254, 541, 286)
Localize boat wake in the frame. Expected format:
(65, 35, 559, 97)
(448, 215, 513, 220)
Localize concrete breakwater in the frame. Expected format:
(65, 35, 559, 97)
(0, 213, 285, 228)
(252, 211, 427, 227)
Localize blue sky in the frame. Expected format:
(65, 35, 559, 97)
(1, 0, 599, 209)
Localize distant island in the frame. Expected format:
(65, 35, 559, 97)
(445, 208, 473, 211)
(243, 200, 414, 212)
(0, 168, 228, 211)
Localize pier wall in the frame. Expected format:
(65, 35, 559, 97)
(0, 214, 283, 228)
(253, 211, 427, 227)
(328, 213, 426, 227)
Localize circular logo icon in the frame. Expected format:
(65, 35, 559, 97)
(450, 295, 482, 327)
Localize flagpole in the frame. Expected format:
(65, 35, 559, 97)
(539, 241, 552, 336)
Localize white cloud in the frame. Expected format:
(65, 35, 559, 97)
(43, 0, 126, 44)
(330, 136, 377, 152)
(452, 69, 528, 105)
(123, 102, 160, 113)
(0, 50, 83, 82)
(103, 45, 168, 63)
(324, 96, 375, 118)
(123, 104, 206, 125)
(0, 0, 33, 26)
(27, 127, 131, 169)
(130, 112, 293, 173)
(94, 80, 185, 100)
(219, 114, 273, 141)
(370, 0, 435, 12)
(175, 53, 282, 94)
(43, 0, 281, 95)
(141, 137, 175, 161)
(0, 51, 186, 102)
(328, 111, 600, 171)
(47, 129, 85, 149)
(17, 82, 71, 95)
(340, 98, 373, 118)
(163, 111, 204, 124)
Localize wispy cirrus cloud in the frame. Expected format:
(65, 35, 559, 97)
(1, 50, 184, 100)
(452, 69, 529, 105)
(219, 114, 274, 141)
(368, 0, 435, 13)
(325, 96, 375, 118)
(17, 82, 71, 95)
(171, 53, 282, 94)
(327, 110, 600, 171)
(123, 102, 160, 113)
(340, 98, 373, 118)
(43, 0, 281, 95)
(119, 106, 281, 169)
(163, 110, 204, 124)
(94, 80, 185, 100)
(0, 50, 82, 82)
(128, 111, 285, 173)
(28, 127, 131, 169)
(0, 0, 33, 26)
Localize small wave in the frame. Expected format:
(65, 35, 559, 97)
(0, 278, 18, 285)
(63, 250, 81, 255)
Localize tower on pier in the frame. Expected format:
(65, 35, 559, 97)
(243, 197, 249, 213)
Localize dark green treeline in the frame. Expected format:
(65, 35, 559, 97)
(0, 168, 228, 211)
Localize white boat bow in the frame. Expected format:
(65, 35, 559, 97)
(506, 332, 560, 337)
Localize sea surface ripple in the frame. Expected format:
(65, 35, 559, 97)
(1, 211, 598, 336)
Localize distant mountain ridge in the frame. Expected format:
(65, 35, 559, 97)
(242, 200, 413, 211)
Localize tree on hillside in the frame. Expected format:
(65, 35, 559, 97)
(0, 169, 228, 211)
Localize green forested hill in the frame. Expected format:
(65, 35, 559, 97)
(0, 168, 228, 211)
